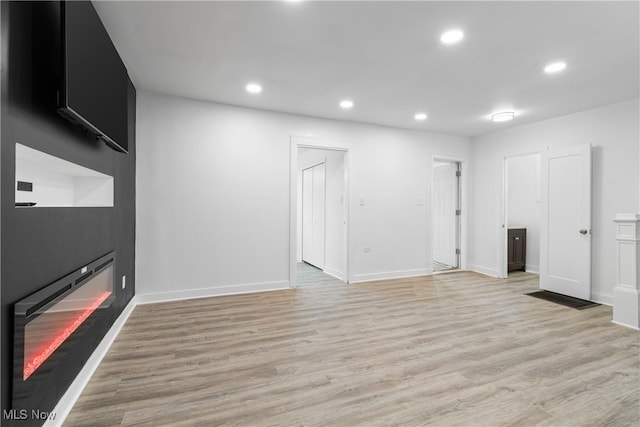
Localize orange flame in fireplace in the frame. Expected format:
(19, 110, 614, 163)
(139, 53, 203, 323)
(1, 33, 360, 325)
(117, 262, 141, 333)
(23, 291, 112, 380)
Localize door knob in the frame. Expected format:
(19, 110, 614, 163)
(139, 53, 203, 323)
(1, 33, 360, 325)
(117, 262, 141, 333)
(579, 229, 588, 235)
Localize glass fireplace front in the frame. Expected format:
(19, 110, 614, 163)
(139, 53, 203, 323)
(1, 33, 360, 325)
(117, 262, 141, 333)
(13, 252, 115, 409)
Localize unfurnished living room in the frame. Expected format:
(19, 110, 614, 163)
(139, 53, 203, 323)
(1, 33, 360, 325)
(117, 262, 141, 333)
(1, 1, 639, 426)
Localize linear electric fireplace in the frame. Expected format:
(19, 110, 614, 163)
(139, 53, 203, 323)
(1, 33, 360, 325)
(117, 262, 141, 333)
(12, 252, 115, 411)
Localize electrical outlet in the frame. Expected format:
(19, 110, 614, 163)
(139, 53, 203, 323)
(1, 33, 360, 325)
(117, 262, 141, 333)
(122, 275, 126, 289)
(17, 181, 33, 192)
(363, 247, 372, 253)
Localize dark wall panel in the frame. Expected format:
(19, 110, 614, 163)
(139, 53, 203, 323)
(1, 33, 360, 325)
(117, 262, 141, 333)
(1, 2, 136, 425)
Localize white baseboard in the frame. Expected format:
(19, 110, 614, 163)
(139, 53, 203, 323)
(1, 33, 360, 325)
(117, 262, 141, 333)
(351, 268, 430, 283)
(44, 297, 138, 427)
(612, 320, 640, 330)
(525, 264, 540, 274)
(136, 280, 290, 305)
(612, 285, 638, 328)
(323, 265, 345, 282)
(468, 264, 500, 278)
(592, 292, 613, 306)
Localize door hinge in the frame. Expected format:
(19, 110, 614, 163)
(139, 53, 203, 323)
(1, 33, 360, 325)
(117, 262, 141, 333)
(456, 209, 461, 216)
(456, 170, 462, 177)
(456, 248, 461, 255)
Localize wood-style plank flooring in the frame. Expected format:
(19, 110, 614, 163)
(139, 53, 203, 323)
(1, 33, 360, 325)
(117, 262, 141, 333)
(296, 262, 344, 287)
(65, 272, 640, 426)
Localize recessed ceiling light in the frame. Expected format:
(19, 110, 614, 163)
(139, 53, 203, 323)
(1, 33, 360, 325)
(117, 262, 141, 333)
(414, 113, 428, 121)
(246, 83, 262, 94)
(544, 62, 567, 74)
(340, 100, 354, 109)
(491, 111, 516, 122)
(440, 29, 464, 45)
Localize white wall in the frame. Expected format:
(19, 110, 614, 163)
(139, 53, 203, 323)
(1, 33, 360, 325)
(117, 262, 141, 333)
(136, 92, 471, 300)
(348, 129, 470, 281)
(469, 99, 640, 303)
(507, 154, 540, 273)
(324, 152, 345, 278)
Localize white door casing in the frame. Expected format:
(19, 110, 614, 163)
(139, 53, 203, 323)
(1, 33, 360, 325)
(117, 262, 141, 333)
(311, 163, 326, 268)
(290, 136, 351, 288)
(433, 162, 459, 268)
(540, 144, 592, 300)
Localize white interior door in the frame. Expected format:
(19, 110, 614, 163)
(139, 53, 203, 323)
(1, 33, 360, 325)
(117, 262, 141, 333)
(433, 162, 459, 268)
(540, 144, 591, 299)
(302, 163, 325, 269)
(302, 167, 313, 265)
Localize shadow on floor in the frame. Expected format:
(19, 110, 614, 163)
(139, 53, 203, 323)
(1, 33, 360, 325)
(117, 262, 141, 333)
(296, 262, 345, 287)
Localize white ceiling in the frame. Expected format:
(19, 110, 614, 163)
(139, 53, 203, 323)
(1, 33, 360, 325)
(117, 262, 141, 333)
(94, 1, 639, 138)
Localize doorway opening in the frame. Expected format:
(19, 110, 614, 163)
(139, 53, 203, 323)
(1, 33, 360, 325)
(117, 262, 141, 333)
(500, 146, 592, 301)
(432, 159, 461, 273)
(502, 153, 541, 277)
(290, 138, 349, 288)
(503, 153, 541, 277)
(301, 161, 326, 269)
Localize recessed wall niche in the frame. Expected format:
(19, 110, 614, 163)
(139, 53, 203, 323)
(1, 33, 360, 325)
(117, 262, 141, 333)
(15, 143, 114, 207)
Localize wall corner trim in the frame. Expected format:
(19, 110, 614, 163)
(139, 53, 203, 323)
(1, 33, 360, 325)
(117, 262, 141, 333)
(468, 264, 501, 278)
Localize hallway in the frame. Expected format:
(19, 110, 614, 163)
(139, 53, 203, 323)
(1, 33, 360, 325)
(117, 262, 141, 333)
(296, 262, 344, 287)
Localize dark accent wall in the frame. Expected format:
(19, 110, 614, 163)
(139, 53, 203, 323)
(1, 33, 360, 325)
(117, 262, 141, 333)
(1, 2, 136, 426)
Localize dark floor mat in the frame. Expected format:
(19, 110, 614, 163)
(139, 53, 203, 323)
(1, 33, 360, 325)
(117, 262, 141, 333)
(526, 290, 600, 310)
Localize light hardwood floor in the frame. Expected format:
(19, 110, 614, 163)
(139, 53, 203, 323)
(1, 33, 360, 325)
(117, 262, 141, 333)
(65, 272, 639, 426)
(296, 262, 344, 287)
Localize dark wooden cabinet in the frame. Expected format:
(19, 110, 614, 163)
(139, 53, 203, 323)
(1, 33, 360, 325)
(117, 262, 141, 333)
(508, 228, 526, 272)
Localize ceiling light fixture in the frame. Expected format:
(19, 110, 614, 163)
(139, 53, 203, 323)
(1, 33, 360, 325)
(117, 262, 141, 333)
(246, 83, 262, 94)
(544, 61, 567, 74)
(440, 29, 464, 45)
(414, 113, 428, 121)
(340, 100, 354, 109)
(491, 111, 516, 122)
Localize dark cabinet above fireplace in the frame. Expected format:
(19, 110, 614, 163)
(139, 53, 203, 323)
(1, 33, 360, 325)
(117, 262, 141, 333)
(58, 0, 130, 153)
